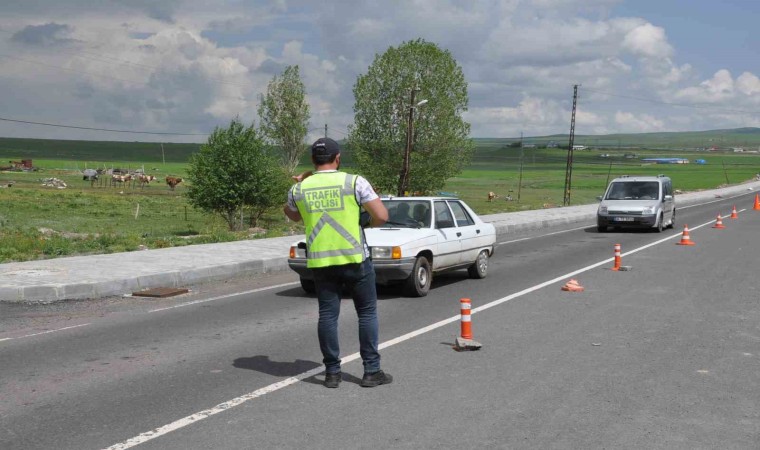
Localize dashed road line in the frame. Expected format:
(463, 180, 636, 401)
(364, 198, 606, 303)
(148, 282, 299, 313)
(0, 323, 90, 343)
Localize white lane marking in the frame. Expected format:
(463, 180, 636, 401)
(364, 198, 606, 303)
(0, 323, 90, 343)
(497, 225, 590, 246)
(148, 282, 299, 313)
(103, 215, 720, 450)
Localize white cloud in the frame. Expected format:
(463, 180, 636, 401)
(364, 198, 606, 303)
(621, 23, 672, 59)
(0, 0, 756, 142)
(736, 72, 760, 97)
(614, 111, 664, 132)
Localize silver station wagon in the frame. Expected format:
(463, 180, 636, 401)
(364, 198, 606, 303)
(288, 197, 496, 297)
(597, 175, 676, 232)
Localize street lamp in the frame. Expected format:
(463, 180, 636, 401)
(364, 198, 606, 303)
(398, 90, 428, 196)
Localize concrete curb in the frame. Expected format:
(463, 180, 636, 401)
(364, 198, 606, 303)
(2, 180, 759, 303)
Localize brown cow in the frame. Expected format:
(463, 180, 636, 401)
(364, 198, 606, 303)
(137, 174, 156, 188)
(487, 191, 498, 202)
(166, 176, 183, 190)
(111, 173, 132, 187)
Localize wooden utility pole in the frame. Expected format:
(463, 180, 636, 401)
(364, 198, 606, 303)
(325, 123, 328, 138)
(161, 143, 166, 165)
(563, 84, 579, 206)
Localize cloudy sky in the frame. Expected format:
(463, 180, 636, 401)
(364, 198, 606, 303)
(0, 0, 758, 143)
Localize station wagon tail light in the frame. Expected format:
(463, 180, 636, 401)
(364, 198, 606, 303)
(372, 246, 402, 259)
(289, 246, 306, 258)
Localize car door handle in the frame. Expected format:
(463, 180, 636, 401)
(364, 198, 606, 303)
(456, 232, 462, 237)
(476, 229, 480, 234)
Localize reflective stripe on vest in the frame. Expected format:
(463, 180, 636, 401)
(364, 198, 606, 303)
(292, 172, 364, 268)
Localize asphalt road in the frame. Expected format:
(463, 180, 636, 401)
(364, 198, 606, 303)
(2, 191, 760, 449)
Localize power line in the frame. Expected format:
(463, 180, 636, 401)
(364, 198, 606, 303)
(0, 116, 208, 136)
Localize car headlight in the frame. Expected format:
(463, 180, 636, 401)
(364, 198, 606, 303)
(371, 246, 402, 259)
(642, 206, 656, 215)
(599, 206, 608, 214)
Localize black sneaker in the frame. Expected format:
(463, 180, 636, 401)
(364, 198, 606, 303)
(324, 372, 341, 388)
(360, 370, 393, 387)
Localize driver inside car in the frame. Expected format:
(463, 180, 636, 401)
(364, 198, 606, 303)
(392, 202, 411, 222)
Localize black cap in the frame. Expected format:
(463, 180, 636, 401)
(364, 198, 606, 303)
(311, 137, 340, 156)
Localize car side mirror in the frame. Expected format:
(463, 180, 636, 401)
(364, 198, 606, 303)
(596, 195, 603, 201)
(664, 195, 673, 202)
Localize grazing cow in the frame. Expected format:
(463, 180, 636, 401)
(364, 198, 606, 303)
(166, 176, 183, 190)
(137, 174, 156, 188)
(111, 173, 132, 187)
(487, 191, 498, 202)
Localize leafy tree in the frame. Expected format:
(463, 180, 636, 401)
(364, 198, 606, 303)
(257, 65, 311, 174)
(348, 39, 473, 195)
(187, 119, 289, 230)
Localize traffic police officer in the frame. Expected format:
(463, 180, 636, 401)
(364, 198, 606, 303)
(284, 137, 392, 388)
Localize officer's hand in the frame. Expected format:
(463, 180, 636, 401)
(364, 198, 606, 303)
(292, 171, 313, 182)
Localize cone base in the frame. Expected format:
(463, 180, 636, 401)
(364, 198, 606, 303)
(712, 224, 725, 229)
(676, 241, 696, 246)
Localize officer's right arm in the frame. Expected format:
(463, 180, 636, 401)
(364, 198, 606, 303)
(284, 188, 302, 222)
(363, 198, 388, 227)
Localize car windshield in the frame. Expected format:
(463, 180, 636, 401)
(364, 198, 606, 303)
(605, 181, 659, 200)
(381, 200, 431, 228)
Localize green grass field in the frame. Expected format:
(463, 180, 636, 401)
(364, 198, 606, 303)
(1, 134, 759, 263)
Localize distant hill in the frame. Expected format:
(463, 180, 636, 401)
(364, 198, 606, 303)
(1, 127, 759, 163)
(505, 127, 760, 150)
(0, 137, 200, 163)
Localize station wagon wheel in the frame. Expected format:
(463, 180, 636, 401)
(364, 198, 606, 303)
(300, 278, 316, 294)
(656, 213, 664, 233)
(668, 210, 676, 229)
(404, 256, 431, 297)
(468, 250, 489, 279)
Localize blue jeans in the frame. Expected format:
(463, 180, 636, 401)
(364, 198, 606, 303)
(312, 259, 380, 375)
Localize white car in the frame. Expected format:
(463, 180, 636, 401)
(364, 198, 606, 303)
(288, 197, 496, 297)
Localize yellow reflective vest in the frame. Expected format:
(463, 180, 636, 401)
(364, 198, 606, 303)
(291, 171, 365, 268)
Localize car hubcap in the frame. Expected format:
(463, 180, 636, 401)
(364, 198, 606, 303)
(417, 266, 428, 286)
(478, 253, 487, 272)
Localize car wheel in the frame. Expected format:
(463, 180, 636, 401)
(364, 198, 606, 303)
(300, 278, 315, 294)
(656, 213, 664, 232)
(404, 256, 431, 297)
(468, 250, 489, 279)
(668, 210, 676, 229)
(597, 225, 607, 232)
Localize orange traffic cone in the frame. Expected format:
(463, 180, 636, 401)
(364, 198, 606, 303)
(611, 243, 622, 271)
(561, 279, 585, 292)
(712, 214, 725, 229)
(730, 205, 738, 219)
(676, 224, 696, 246)
(754, 194, 760, 211)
